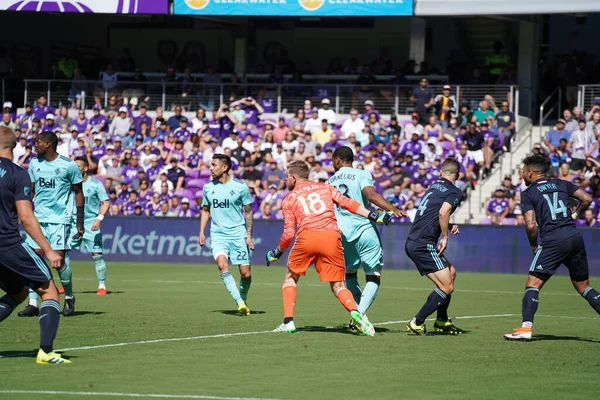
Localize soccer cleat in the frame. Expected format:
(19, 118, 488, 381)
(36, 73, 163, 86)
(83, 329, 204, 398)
(17, 305, 39, 317)
(348, 318, 361, 333)
(36, 349, 71, 365)
(57, 285, 65, 295)
(350, 310, 375, 337)
(433, 319, 464, 335)
(237, 301, 250, 316)
(407, 318, 427, 335)
(273, 321, 296, 333)
(503, 327, 533, 341)
(62, 296, 75, 317)
(96, 288, 107, 296)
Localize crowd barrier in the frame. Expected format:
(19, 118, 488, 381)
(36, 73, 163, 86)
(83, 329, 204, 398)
(67, 218, 600, 275)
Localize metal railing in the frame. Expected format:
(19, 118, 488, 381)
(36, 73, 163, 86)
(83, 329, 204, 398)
(20, 79, 518, 115)
(577, 84, 600, 112)
(538, 87, 562, 143)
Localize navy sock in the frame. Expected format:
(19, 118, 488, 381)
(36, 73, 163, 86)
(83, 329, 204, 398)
(39, 300, 61, 353)
(521, 287, 539, 327)
(0, 295, 18, 322)
(436, 294, 452, 322)
(415, 288, 449, 326)
(582, 287, 600, 314)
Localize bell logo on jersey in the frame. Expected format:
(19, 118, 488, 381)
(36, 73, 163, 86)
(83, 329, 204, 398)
(212, 199, 230, 209)
(38, 177, 55, 188)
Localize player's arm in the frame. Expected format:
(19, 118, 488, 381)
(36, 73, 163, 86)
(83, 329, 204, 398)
(362, 185, 406, 219)
(243, 203, 255, 251)
(437, 202, 453, 256)
(267, 199, 295, 265)
(73, 182, 85, 237)
(91, 200, 110, 231)
(524, 210, 539, 253)
(198, 206, 210, 246)
(330, 186, 384, 222)
(571, 188, 592, 219)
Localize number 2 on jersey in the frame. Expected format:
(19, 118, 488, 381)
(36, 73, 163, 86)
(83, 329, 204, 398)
(417, 192, 433, 216)
(298, 193, 326, 216)
(543, 192, 568, 220)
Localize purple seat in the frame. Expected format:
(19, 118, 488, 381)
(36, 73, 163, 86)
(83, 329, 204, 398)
(186, 170, 200, 179)
(187, 178, 209, 189)
(194, 190, 203, 199)
(199, 169, 211, 177)
(177, 189, 194, 200)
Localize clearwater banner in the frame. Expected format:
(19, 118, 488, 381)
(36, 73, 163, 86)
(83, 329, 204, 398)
(174, 0, 413, 17)
(66, 218, 600, 275)
(0, 0, 169, 14)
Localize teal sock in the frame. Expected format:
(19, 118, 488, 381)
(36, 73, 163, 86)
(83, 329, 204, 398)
(29, 289, 39, 307)
(239, 276, 252, 302)
(358, 275, 380, 315)
(345, 273, 362, 304)
(220, 272, 242, 304)
(59, 254, 73, 297)
(93, 255, 107, 288)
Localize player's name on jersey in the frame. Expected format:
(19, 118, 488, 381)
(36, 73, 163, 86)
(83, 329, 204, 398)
(288, 183, 322, 198)
(328, 173, 356, 183)
(429, 182, 449, 193)
(535, 182, 558, 192)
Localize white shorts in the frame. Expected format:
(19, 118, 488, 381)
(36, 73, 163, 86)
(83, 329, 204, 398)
(467, 149, 484, 164)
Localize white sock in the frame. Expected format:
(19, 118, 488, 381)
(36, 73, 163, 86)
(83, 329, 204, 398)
(98, 283, 106, 289)
(29, 298, 38, 307)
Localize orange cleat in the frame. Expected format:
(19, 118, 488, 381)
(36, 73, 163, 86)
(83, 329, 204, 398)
(504, 327, 532, 341)
(96, 288, 107, 296)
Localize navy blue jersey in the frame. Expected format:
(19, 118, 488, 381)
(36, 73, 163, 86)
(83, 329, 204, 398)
(0, 156, 32, 250)
(407, 178, 462, 243)
(521, 178, 579, 245)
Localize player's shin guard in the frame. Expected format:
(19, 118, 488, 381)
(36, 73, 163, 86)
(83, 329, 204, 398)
(282, 281, 296, 323)
(358, 274, 380, 315)
(336, 288, 358, 313)
(0, 295, 18, 322)
(415, 288, 449, 325)
(39, 300, 60, 353)
(93, 255, 107, 289)
(345, 273, 362, 304)
(220, 272, 242, 304)
(521, 287, 540, 328)
(239, 276, 252, 302)
(436, 294, 452, 322)
(582, 287, 600, 314)
(59, 254, 74, 298)
(28, 289, 39, 307)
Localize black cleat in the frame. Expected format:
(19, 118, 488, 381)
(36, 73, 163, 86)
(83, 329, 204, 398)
(62, 297, 75, 316)
(348, 318, 360, 333)
(433, 318, 464, 335)
(17, 305, 39, 317)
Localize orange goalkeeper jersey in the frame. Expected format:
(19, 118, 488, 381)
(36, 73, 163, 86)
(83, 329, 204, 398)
(279, 180, 360, 250)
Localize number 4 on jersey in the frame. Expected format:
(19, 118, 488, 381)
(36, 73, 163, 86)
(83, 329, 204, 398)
(543, 192, 568, 220)
(417, 192, 433, 216)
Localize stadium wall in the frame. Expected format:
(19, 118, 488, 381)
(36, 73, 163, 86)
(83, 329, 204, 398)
(67, 218, 600, 275)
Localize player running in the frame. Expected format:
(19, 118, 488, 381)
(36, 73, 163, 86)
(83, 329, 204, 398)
(405, 159, 464, 335)
(199, 154, 254, 316)
(0, 126, 71, 364)
(68, 157, 110, 296)
(266, 160, 386, 336)
(18, 131, 84, 318)
(504, 155, 598, 341)
(328, 146, 405, 331)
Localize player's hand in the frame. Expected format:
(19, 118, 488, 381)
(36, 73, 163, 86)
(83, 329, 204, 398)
(390, 208, 407, 219)
(266, 247, 283, 266)
(437, 237, 448, 257)
(198, 234, 206, 247)
(376, 211, 393, 225)
(91, 220, 101, 231)
(451, 224, 460, 235)
(531, 245, 540, 255)
(246, 235, 255, 251)
(46, 250, 63, 270)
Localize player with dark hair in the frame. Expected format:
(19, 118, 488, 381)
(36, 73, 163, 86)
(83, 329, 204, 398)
(405, 158, 464, 335)
(267, 160, 387, 335)
(328, 146, 405, 332)
(504, 154, 597, 341)
(0, 126, 71, 364)
(18, 131, 84, 317)
(199, 154, 254, 315)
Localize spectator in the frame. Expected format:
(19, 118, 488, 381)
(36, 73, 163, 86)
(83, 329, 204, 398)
(109, 106, 131, 137)
(563, 109, 578, 133)
(318, 98, 336, 128)
(410, 78, 434, 124)
(254, 203, 278, 220)
(313, 119, 334, 147)
(203, 139, 223, 164)
(55, 105, 72, 130)
(262, 160, 285, 191)
(33, 94, 55, 122)
(289, 109, 306, 137)
(569, 119, 598, 172)
(304, 108, 321, 135)
(308, 161, 329, 182)
(0, 111, 15, 130)
(386, 116, 402, 137)
(575, 209, 600, 228)
(433, 85, 456, 129)
(89, 105, 107, 132)
(544, 119, 571, 153)
(472, 99, 495, 124)
(340, 109, 365, 140)
(230, 97, 264, 129)
(403, 113, 424, 141)
(496, 101, 516, 143)
(485, 187, 512, 225)
(463, 123, 485, 171)
(400, 133, 425, 159)
(100, 64, 119, 92)
(155, 202, 176, 217)
(273, 117, 290, 143)
(191, 109, 207, 133)
(167, 106, 185, 132)
(360, 100, 382, 124)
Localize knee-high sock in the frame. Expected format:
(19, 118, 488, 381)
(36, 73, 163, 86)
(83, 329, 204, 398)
(0, 295, 18, 322)
(29, 289, 39, 307)
(582, 287, 600, 314)
(345, 273, 362, 304)
(436, 294, 452, 322)
(59, 254, 73, 298)
(39, 299, 60, 353)
(358, 275, 380, 315)
(93, 255, 107, 288)
(336, 288, 358, 313)
(521, 287, 539, 328)
(239, 276, 252, 302)
(282, 284, 296, 322)
(220, 272, 242, 304)
(415, 288, 449, 325)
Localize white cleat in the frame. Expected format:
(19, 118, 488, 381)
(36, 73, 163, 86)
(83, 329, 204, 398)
(351, 310, 375, 337)
(273, 321, 296, 333)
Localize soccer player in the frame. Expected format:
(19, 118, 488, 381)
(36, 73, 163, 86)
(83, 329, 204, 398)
(18, 132, 84, 317)
(405, 159, 464, 335)
(328, 146, 406, 330)
(0, 126, 70, 364)
(68, 157, 110, 296)
(266, 161, 387, 336)
(504, 155, 598, 341)
(198, 154, 254, 316)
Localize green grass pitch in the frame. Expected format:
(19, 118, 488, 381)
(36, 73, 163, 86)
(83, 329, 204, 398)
(1, 262, 599, 400)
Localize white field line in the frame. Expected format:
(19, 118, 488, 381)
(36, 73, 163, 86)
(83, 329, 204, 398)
(0, 390, 282, 400)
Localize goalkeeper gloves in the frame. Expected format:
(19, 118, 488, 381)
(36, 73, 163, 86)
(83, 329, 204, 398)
(266, 247, 284, 266)
(368, 210, 392, 226)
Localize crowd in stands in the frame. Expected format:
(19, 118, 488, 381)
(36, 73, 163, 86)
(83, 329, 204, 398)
(481, 107, 600, 227)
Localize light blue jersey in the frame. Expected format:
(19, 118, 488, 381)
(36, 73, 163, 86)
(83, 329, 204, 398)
(327, 166, 374, 242)
(81, 177, 109, 224)
(29, 155, 83, 225)
(202, 178, 252, 238)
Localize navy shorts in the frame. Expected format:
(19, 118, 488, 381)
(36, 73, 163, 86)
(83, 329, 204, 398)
(529, 233, 589, 281)
(405, 239, 452, 276)
(0, 242, 51, 295)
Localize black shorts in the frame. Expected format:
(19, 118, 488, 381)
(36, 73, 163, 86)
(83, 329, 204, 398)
(0, 242, 51, 295)
(529, 233, 589, 281)
(405, 239, 451, 276)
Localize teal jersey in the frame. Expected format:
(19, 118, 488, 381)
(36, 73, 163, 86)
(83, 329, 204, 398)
(80, 177, 109, 224)
(327, 166, 374, 242)
(202, 177, 252, 237)
(29, 155, 83, 225)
